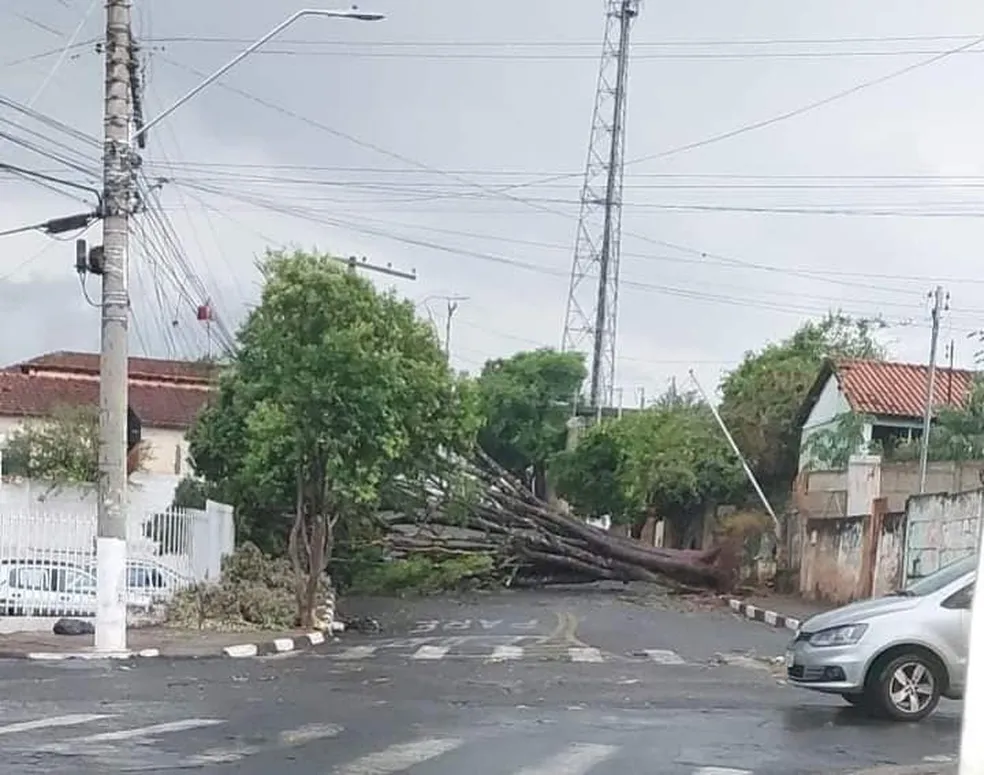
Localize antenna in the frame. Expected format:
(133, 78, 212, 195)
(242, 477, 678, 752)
(561, 0, 640, 409)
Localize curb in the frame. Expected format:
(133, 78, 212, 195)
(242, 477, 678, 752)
(727, 598, 801, 632)
(11, 627, 344, 661)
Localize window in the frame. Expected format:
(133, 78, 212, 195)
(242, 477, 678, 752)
(13, 568, 48, 590)
(943, 583, 974, 610)
(904, 555, 977, 597)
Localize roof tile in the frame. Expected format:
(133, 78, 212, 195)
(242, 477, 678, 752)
(0, 372, 211, 430)
(834, 359, 975, 419)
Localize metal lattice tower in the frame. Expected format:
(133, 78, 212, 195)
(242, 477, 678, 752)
(562, 0, 640, 409)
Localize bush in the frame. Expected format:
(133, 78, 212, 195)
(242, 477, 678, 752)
(166, 542, 301, 630)
(348, 553, 496, 596)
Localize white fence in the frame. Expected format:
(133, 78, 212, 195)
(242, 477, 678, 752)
(0, 500, 235, 619)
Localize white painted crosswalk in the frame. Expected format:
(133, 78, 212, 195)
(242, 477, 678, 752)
(325, 641, 700, 665)
(0, 710, 761, 773)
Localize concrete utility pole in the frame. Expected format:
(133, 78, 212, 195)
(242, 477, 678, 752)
(95, 0, 133, 652)
(918, 285, 947, 495)
(92, 6, 385, 654)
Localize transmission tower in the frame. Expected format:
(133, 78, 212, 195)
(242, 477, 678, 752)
(561, 0, 640, 409)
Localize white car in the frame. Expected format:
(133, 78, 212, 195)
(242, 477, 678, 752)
(0, 559, 97, 617)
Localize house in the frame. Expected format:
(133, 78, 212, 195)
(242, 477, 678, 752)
(0, 351, 218, 476)
(797, 358, 975, 470)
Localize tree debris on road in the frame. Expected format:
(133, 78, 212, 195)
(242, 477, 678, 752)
(381, 451, 739, 593)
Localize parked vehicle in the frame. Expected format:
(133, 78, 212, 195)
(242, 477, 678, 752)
(786, 554, 975, 721)
(0, 559, 97, 617)
(0, 557, 192, 616)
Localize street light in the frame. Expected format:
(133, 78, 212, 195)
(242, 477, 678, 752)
(135, 8, 385, 142)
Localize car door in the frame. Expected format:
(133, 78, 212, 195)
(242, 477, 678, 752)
(940, 580, 975, 691)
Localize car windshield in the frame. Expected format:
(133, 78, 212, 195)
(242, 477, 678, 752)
(900, 554, 977, 597)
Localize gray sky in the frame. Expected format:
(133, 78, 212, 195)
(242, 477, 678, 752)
(3, 0, 984, 403)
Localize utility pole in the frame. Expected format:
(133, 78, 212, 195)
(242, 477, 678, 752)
(442, 296, 468, 360)
(95, 0, 133, 653)
(343, 254, 416, 280)
(918, 285, 947, 495)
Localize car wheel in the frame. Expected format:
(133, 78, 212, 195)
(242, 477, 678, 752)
(870, 652, 943, 722)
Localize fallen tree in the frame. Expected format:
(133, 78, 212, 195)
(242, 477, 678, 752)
(377, 451, 739, 593)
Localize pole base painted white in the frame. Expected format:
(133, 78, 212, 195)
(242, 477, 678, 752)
(94, 537, 127, 652)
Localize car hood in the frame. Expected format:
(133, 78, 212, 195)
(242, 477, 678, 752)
(799, 595, 921, 632)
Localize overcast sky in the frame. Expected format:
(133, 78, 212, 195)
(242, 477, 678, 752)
(4, 1, 984, 404)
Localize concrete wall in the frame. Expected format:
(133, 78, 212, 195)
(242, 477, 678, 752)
(798, 460, 984, 518)
(799, 511, 906, 604)
(0, 416, 191, 477)
(904, 489, 983, 582)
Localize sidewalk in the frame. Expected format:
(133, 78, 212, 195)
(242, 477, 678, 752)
(727, 591, 835, 631)
(0, 625, 330, 660)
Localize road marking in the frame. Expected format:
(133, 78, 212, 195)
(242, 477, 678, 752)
(0, 714, 112, 736)
(644, 649, 686, 665)
(68, 718, 226, 743)
(280, 722, 344, 746)
(335, 737, 463, 774)
(412, 645, 449, 660)
(514, 743, 618, 775)
(184, 744, 262, 765)
(568, 647, 604, 663)
(490, 645, 524, 660)
(183, 723, 344, 766)
(692, 768, 753, 775)
(337, 645, 377, 660)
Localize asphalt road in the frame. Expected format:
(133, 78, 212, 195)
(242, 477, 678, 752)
(0, 586, 963, 774)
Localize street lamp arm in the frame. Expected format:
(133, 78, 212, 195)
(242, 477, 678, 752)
(135, 8, 384, 141)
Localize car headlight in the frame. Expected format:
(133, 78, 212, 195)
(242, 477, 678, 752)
(809, 624, 868, 647)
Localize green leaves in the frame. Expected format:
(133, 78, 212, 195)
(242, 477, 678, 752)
(188, 249, 478, 549)
(475, 348, 586, 484)
(550, 397, 744, 529)
(718, 312, 886, 492)
(2, 404, 100, 483)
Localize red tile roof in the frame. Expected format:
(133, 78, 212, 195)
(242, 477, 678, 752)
(0, 370, 213, 430)
(11, 351, 218, 384)
(833, 359, 975, 419)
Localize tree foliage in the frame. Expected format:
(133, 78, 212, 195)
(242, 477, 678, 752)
(2, 405, 101, 483)
(717, 312, 887, 494)
(550, 393, 745, 542)
(889, 378, 984, 463)
(188, 250, 478, 624)
(475, 348, 586, 497)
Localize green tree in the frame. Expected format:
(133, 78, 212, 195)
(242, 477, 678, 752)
(801, 411, 878, 469)
(475, 348, 586, 498)
(2, 404, 101, 483)
(551, 396, 745, 544)
(188, 250, 478, 625)
(891, 378, 984, 462)
(718, 312, 887, 496)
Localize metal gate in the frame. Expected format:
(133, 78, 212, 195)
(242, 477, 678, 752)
(903, 489, 983, 584)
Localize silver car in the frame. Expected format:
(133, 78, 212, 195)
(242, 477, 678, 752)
(786, 553, 975, 722)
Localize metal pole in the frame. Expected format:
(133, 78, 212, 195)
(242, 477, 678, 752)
(96, 0, 132, 653)
(133, 9, 384, 144)
(918, 286, 945, 494)
(688, 369, 781, 535)
(588, 0, 635, 410)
